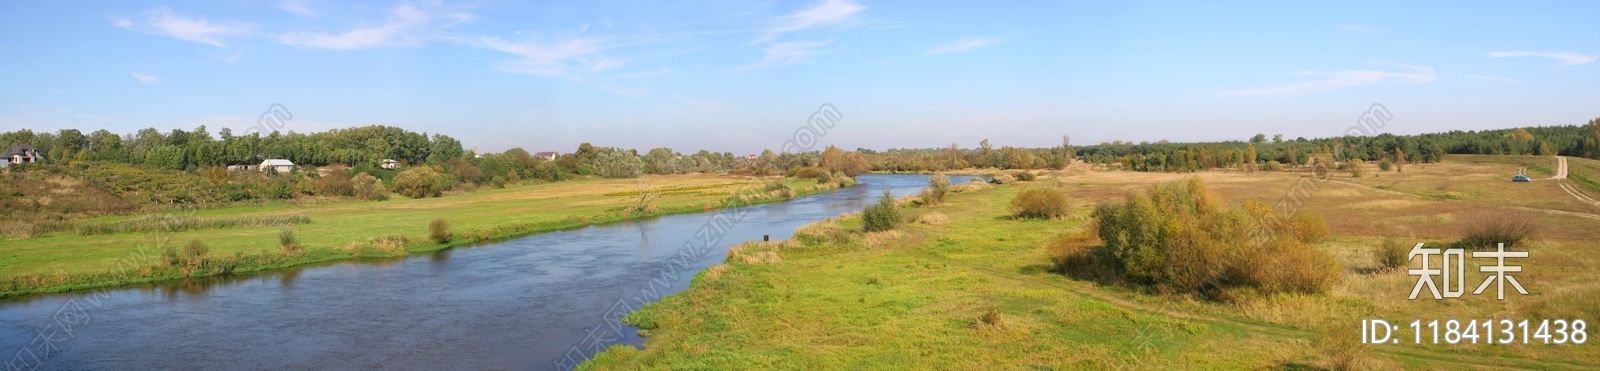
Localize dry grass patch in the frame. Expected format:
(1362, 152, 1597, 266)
(916, 212, 949, 225)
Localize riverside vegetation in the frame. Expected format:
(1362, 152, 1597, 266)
(583, 154, 1600, 370)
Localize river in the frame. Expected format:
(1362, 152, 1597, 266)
(0, 174, 982, 370)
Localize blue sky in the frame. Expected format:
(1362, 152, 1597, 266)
(1, 1, 1595, 154)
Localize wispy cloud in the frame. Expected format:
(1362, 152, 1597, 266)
(1220, 63, 1436, 96)
(1487, 51, 1597, 67)
(112, 6, 255, 48)
(277, 4, 471, 49)
(1467, 75, 1520, 82)
(480, 36, 613, 77)
(129, 72, 160, 85)
(922, 37, 1002, 56)
(1332, 24, 1385, 34)
(277, 0, 317, 16)
(754, 0, 865, 43)
(736, 40, 829, 72)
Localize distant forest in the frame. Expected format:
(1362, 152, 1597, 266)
(4, 118, 1597, 176)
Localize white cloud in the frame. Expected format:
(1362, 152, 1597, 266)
(736, 40, 829, 72)
(1332, 24, 1385, 34)
(754, 0, 864, 43)
(481, 36, 611, 77)
(1487, 51, 1597, 67)
(922, 37, 1001, 56)
(277, 4, 471, 49)
(278, 0, 317, 16)
(1221, 63, 1436, 96)
(112, 6, 255, 47)
(130, 72, 160, 85)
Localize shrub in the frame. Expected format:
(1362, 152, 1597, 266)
(1375, 236, 1407, 271)
(1378, 159, 1393, 171)
(1455, 211, 1538, 250)
(1015, 172, 1037, 181)
(1348, 159, 1366, 178)
(816, 170, 833, 184)
(178, 239, 209, 271)
(428, 218, 451, 244)
(490, 175, 507, 188)
(313, 170, 354, 196)
(352, 172, 388, 201)
(278, 229, 302, 255)
(1086, 177, 1340, 298)
(269, 178, 295, 200)
(861, 190, 902, 232)
(1262, 160, 1283, 171)
(921, 174, 950, 205)
(1010, 188, 1069, 219)
(394, 167, 447, 198)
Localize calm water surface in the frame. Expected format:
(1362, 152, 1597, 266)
(0, 174, 982, 370)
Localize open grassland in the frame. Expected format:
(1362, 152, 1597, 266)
(585, 156, 1600, 370)
(0, 174, 848, 297)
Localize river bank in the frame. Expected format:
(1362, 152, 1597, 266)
(1, 175, 854, 298)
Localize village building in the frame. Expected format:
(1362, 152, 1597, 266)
(260, 159, 295, 173)
(2, 143, 43, 165)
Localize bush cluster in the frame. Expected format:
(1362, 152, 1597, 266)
(1455, 211, 1538, 250)
(1375, 236, 1407, 270)
(394, 166, 447, 198)
(1015, 172, 1037, 181)
(920, 174, 950, 205)
(861, 190, 901, 232)
(1010, 188, 1069, 219)
(1057, 177, 1340, 298)
(428, 218, 452, 243)
(352, 172, 388, 201)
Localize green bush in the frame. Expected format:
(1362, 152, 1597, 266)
(1086, 177, 1339, 298)
(394, 166, 447, 198)
(278, 228, 302, 255)
(1378, 159, 1393, 171)
(861, 190, 901, 232)
(921, 174, 950, 205)
(1015, 172, 1037, 181)
(352, 172, 388, 201)
(1376, 236, 1407, 270)
(1010, 188, 1069, 219)
(816, 170, 834, 184)
(269, 178, 295, 200)
(428, 218, 451, 243)
(1262, 161, 1284, 171)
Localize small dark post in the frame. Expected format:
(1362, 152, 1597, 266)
(763, 235, 770, 242)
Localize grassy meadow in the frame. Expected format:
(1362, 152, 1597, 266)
(0, 174, 850, 297)
(583, 155, 1600, 370)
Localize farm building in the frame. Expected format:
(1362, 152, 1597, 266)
(260, 159, 295, 173)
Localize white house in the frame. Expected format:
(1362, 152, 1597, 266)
(3, 143, 42, 165)
(380, 159, 400, 169)
(534, 151, 558, 161)
(260, 159, 294, 173)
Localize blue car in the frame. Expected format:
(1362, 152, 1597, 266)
(1512, 175, 1531, 182)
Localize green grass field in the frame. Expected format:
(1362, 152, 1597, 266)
(583, 157, 1600, 370)
(0, 174, 848, 297)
